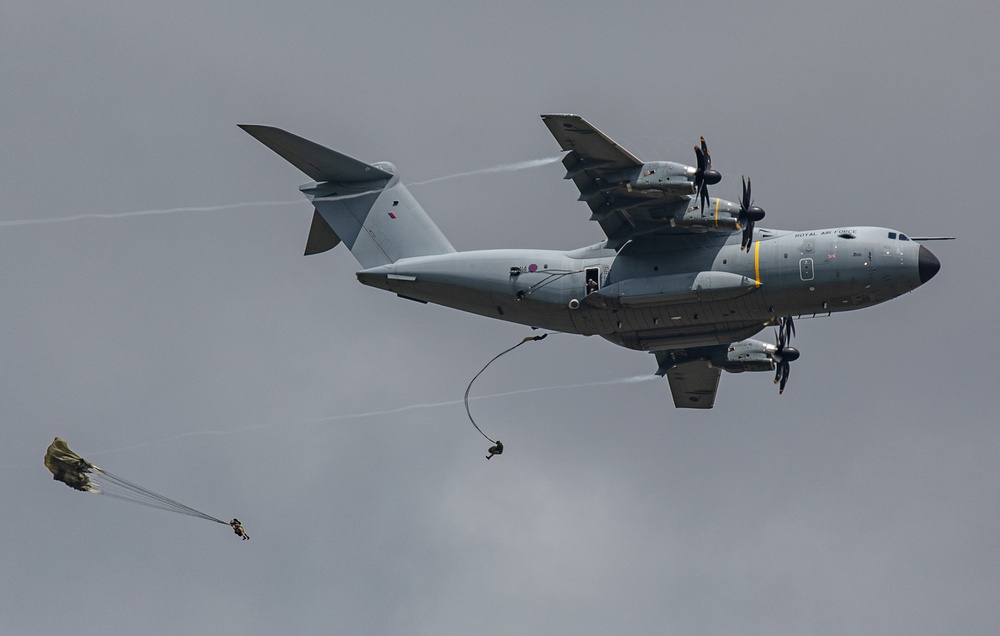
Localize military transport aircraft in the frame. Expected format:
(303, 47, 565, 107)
(240, 115, 944, 408)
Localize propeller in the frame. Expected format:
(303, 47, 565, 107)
(693, 136, 721, 213)
(771, 316, 799, 394)
(739, 176, 766, 251)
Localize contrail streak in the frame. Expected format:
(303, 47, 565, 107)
(0, 156, 562, 227)
(82, 375, 657, 457)
(0, 200, 303, 227)
(407, 156, 562, 186)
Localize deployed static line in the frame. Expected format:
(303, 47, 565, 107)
(463, 334, 550, 459)
(44, 437, 249, 540)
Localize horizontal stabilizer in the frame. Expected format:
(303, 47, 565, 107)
(243, 125, 456, 268)
(238, 125, 392, 183)
(304, 208, 342, 255)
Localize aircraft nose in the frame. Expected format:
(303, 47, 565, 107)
(918, 245, 940, 284)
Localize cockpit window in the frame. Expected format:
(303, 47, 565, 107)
(900, 234, 910, 241)
(888, 232, 897, 239)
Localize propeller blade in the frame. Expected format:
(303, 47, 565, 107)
(770, 319, 799, 394)
(742, 223, 753, 251)
(738, 176, 764, 251)
(693, 137, 721, 213)
(778, 361, 790, 393)
(781, 315, 795, 342)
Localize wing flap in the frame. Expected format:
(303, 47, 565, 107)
(663, 360, 721, 409)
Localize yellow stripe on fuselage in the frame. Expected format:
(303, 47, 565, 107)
(753, 240, 761, 287)
(714, 198, 720, 227)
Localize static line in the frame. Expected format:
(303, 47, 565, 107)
(407, 156, 562, 186)
(81, 375, 658, 458)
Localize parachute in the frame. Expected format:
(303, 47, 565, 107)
(44, 437, 98, 493)
(43, 437, 246, 539)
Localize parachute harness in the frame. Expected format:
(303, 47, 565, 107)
(463, 333, 552, 451)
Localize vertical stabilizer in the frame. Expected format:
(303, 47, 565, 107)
(240, 125, 455, 267)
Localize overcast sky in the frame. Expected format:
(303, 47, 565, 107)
(2, 2, 998, 634)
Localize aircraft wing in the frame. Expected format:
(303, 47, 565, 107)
(542, 114, 699, 249)
(661, 360, 721, 409)
(542, 114, 643, 170)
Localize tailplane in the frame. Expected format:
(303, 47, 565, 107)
(239, 125, 455, 267)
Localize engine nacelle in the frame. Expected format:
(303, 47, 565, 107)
(630, 161, 695, 192)
(709, 338, 775, 373)
(595, 161, 695, 194)
(668, 197, 743, 232)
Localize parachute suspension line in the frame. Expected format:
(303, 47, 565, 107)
(89, 466, 228, 525)
(43, 437, 244, 538)
(463, 333, 552, 445)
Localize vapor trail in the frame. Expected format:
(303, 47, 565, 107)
(82, 375, 658, 457)
(304, 374, 656, 424)
(408, 156, 562, 186)
(0, 200, 305, 228)
(1, 155, 561, 227)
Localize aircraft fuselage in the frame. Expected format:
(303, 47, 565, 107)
(241, 117, 945, 407)
(357, 225, 939, 351)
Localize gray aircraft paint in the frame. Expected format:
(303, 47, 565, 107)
(242, 116, 941, 408)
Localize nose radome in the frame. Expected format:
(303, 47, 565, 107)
(918, 245, 941, 284)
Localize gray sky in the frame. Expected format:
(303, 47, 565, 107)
(2, 1, 998, 634)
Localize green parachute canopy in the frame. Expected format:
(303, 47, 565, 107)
(43, 437, 244, 538)
(44, 437, 97, 493)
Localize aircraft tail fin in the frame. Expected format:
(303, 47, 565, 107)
(239, 125, 455, 267)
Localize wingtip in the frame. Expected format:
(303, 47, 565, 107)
(238, 123, 281, 137)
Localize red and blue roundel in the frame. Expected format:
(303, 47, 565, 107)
(528, 263, 538, 272)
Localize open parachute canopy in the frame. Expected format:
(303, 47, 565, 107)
(44, 437, 246, 539)
(44, 437, 97, 492)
